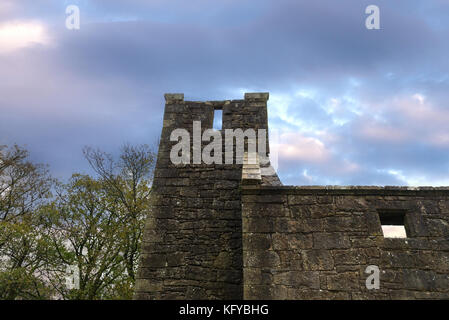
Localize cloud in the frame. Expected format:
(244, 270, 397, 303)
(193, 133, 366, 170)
(276, 133, 329, 163)
(0, 20, 51, 53)
(359, 123, 410, 143)
(0, 0, 448, 186)
(0, 1, 18, 20)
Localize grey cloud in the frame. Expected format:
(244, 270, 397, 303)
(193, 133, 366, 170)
(1, 0, 448, 184)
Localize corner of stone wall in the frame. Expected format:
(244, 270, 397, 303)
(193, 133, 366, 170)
(244, 92, 269, 102)
(164, 93, 184, 103)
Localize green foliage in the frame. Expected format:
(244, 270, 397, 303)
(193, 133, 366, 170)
(0, 143, 156, 300)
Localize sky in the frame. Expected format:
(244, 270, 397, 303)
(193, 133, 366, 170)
(1, 0, 449, 186)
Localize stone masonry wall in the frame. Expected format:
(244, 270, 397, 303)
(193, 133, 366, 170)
(134, 93, 270, 299)
(136, 92, 449, 300)
(242, 186, 449, 299)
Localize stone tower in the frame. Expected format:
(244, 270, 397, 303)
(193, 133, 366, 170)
(134, 92, 280, 299)
(135, 93, 449, 300)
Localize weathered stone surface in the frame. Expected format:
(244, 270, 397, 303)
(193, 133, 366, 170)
(273, 271, 320, 289)
(326, 272, 360, 291)
(302, 250, 334, 271)
(135, 93, 271, 299)
(313, 233, 351, 249)
(135, 93, 449, 300)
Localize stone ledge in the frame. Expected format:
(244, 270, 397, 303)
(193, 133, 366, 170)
(242, 185, 449, 196)
(244, 92, 269, 101)
(184, 99, 244, 104)
(164, 93, 184, 102)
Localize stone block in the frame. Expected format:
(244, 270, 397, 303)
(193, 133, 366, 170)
(302, 250, 334, 271)
(313, 233, 351, 249)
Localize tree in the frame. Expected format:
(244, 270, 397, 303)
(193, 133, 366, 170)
(46, 144, 156, 299)
(83, 144, 155, 282)
(0, 145, 53, 222)
(45, 174, 131, 299)
(0, 143, 156, 300)
(0, 145, 56, 299)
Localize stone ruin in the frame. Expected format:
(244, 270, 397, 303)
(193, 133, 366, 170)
(134, 93, 449, 299)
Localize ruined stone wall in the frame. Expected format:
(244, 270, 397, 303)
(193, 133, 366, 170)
(242, 186, 449, 299)
(136, 92, 449, 300)
(134, 93, 270, 299)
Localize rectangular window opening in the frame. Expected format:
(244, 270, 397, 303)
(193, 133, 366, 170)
(213, 109, 222, 130)
(378, 209, 408, 238)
